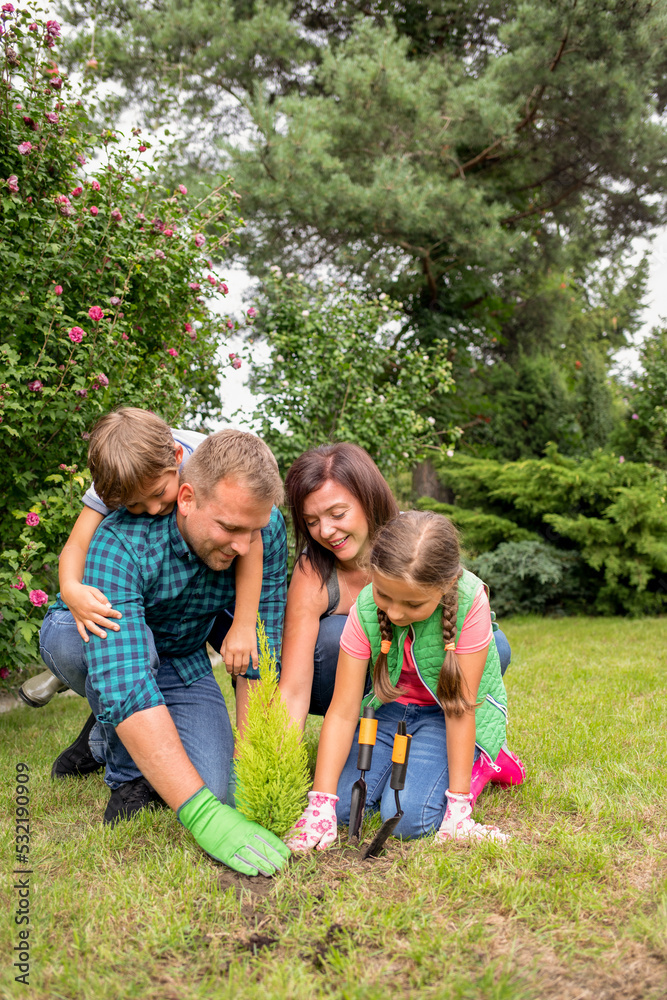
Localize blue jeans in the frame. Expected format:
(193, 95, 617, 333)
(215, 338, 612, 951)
(39, 608, 233, 798)
(309, 618, 512, 716)
(335, 700, 481, 839)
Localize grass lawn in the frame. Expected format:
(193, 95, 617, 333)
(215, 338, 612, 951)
(1, 617, 666, 1000)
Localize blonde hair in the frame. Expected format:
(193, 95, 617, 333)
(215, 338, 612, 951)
(87, 408, 179, 510)
(182, 429, 284, 506)
(369, 510, 475, 716)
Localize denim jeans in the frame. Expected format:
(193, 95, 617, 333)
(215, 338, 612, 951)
(39, 607, 233, 798)
(309, 617, 512, 717)
(335, 700, 481, 839)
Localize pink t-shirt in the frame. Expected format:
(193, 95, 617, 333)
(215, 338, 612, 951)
(340, 588, 493, 706)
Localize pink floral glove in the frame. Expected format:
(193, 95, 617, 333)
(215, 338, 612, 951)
(285, 791, 339, 852)
(436, 789, 509, 844)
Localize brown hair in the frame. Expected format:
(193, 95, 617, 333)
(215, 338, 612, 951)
(285, 443, 399, 583)
(182, 429, 284, 506)
(369, 510, 476, 717)
(87, 408, 179, 510)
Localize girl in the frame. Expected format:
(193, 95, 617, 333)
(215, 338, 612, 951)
(287, 510, 513, 849)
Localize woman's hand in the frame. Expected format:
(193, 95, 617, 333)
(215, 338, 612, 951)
(285, 791, 339, 851)
(436, 790, 508, 843)
(61, 582, 122, 641)
(220, 622, 258, 677)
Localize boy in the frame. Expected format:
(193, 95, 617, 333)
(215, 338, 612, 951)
(22, 408, 263, 733)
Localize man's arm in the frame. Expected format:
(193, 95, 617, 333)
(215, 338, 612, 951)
(116, 705, 204, 809)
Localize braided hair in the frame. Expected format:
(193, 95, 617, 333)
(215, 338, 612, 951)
(369, 510, 477, 716)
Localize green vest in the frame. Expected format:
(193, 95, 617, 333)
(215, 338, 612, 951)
(357, 569, 507, 759)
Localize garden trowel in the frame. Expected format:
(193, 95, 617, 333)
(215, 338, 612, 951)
(362, 720, 412, 859)
(348, 706, 377, 842)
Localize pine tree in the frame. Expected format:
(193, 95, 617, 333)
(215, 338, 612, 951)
(233, 618, 310, 838)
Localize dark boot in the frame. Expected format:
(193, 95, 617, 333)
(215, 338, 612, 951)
(103, 776, 165, 827)
(51, 713, 104, 779)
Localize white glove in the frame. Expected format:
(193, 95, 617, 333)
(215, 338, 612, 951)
(436, 789, 509, 843)
(284, 791, 339, 852)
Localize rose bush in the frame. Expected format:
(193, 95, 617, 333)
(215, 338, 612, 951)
(0, 6, 242, 673)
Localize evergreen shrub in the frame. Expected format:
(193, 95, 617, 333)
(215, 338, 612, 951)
(420, 445, 667, 615)
(234, 620, 310, 838)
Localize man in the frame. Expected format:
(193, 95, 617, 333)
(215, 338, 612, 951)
(40, 430, 290, 877)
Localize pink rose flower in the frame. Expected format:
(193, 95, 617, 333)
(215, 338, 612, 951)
(247, 307, 257, 318)
(54, 285, 63, 295)
(18, 141, 33, 155)
(136, 212, 146, 222)
(167, 348, 179, 357)
(46, 112, 59, 123)
(29, 589, 49, 607)
(76, 153, 86, 166)
(121, 332, 128, 340)
(75, 388, 87, 397)
(69, 326, 85, 343)
(632, 413, 639, 420)
(184, 322, 193, 333)
(154, 249, 166, 259)
(89, 206, 99, 216)
(2, 3, 16, 13)
(55, 194, 70, 204)
(189, 332, 197, 342)
(45, 18, 61, 35)
(7, 174, 18, 192)
(178, 184, 187, 195)
(226, 319, 234, 330)
(220, 282, 229, 295)
(26, 512, 40, 526)
(232, 358, 242, 370)
(71, 186, 83, 197)
(28, 22, 38, 30)
(188, 282, 201, 292)
(619, 456, 625, 464)
(109, 296, 121, 307)
(138, 145, 147, 152)
(50, 77, 63, 90)
(90, 179, 100, 191)
(88, 306, 104, 321)
(11, 577, 25, 590)
(206, 274, 216, 285)
(228, 352, 237, 360)
(110, 208, 122, 222)
(28, 379, 43, 392)
(163, 228, 174, 237)
(194, 234, 205, 247)
(96, 373, 109, 387)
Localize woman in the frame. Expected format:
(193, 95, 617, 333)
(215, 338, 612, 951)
(278, 442, 525, 805)
(279, 443, 398, 729)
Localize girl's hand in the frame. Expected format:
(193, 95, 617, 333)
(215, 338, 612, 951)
(220, 623, 259, 677)
(284, 791, 339, 851)
(61, 583, 122, 642)
(436, 790, 509, 843)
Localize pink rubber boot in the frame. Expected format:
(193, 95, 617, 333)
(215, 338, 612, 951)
(470, 747, 526, 808)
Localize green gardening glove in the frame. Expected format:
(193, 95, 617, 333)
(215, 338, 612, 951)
(177, 786, 291, 876)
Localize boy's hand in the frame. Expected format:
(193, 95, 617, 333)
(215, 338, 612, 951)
(61, 582, 122, 642)
(220, 623, 259, 677)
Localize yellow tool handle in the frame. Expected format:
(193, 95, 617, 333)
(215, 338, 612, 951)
(359, 716, 378, 746)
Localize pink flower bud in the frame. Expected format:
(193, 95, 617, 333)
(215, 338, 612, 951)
(167, 348, 179, 357)
(54, 285, 63, 295)
(89, 206, 99, 216)
(178, 184, 187, 195)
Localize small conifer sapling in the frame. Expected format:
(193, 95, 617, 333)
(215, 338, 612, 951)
(233, 618, 310, 837)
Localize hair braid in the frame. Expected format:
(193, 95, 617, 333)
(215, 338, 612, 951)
(436, 571, 477, 716)
(372, 608, 405, 703)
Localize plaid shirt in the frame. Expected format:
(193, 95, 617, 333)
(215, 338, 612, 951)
(53, 505, 286, 727)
